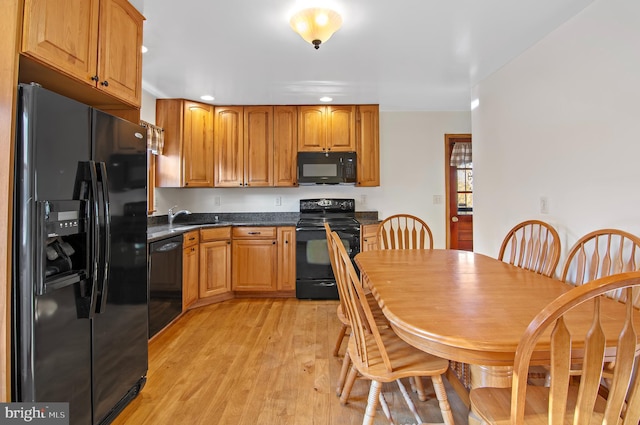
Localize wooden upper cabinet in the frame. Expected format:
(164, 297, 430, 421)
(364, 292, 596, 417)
(297, 105, 326, 151)
(273, 106, 298, 187)
(244, 106, 273, 187)
(22, 0, 99, 83)
(327, 105, 356, 151)
(215, 106, 275, 187)
(298, 105, 356, 152)
(96, 0, 144, 106)
(21, 0, 144, 107)
(156, 99, 214, 188)
(183, 102, 215, 187)
(214, 106, 244, 187)
(356, 105, 380, 187)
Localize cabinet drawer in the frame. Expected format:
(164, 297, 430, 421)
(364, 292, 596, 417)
(183, 230, 199, 248)
(232, 226, 277, 239)
(200, 226, 231, 241)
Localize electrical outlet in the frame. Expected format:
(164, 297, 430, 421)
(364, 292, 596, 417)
(360, 195, 367, 205)
(433, 195, 443, 205)
(214, 196, 221, 206)
(275, 196, 282, 206)
(540, 197, 549, 214)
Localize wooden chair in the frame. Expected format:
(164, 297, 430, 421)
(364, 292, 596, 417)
(326, 223, 351, 358)
(329, 231, 455, 425)
(498, 220, 561, 278)
(561, 228, 640, 303)
(377, 214, 434, 250)
(560, 229, 640, 382)
(469, 271, 640, 424)
(324, 224, 401, 402)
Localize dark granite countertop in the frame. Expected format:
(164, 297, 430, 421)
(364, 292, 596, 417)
(147, 211, 379, 242)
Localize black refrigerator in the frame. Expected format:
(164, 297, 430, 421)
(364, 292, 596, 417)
(12, 83, 148, 425)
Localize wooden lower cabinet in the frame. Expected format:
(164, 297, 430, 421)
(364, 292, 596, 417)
(231, 226, 296, 293)
(182, 226, 296, 308)
(277, 227, 296, 291)
(361, 223, 379, 252)
(183, 231, 199, 309)
(232, 227, 278, 291)
(199, 227, 232, 298)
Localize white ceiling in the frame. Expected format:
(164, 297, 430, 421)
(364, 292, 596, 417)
(136, 0, 595, 111)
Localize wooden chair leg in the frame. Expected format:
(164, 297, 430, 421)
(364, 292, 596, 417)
(430, 374, 455, 425)
(378, 388, 395, 425)
(397, 378, 422, 424)
(363, 380, 383, 425)
(412, 376, 428, 401)
(340, 365, 359, 405)
(333, 324, 348, 357)
(337, 351, 351, 396)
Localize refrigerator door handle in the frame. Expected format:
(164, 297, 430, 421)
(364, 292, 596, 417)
(96, 162, 111, 314)
(35, 201, 48, 296)
(87, 161, 100, 318)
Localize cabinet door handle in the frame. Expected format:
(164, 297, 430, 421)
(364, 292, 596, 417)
(248, 231, 261, 235)
(272, 241, 276, 245)
(91, 75, 99, 82)
(188, 237, 196, 241)
(100, 80, 109, 87)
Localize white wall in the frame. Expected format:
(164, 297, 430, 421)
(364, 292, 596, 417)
(472, 0, 640, 267)
(141, 91, 470, 248)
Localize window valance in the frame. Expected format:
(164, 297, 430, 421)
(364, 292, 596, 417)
(140, 120, 164, 155)
(450, 142, 472, 167)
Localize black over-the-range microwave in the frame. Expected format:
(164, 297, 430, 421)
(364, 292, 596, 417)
(297, 151, 357, 185)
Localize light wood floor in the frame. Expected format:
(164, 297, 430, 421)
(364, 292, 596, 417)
(112, 298, 470, 425)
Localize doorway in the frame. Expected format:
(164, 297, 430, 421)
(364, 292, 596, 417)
(445, 134, 473, 251)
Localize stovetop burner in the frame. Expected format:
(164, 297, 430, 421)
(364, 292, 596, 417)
(297, 216, 360, 227)
(297, 198, 359, 229)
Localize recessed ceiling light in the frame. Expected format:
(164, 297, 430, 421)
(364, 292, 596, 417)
(141, 45, 148, 53)
(320, 96, 333, 102)
(200, 95, 215, 101)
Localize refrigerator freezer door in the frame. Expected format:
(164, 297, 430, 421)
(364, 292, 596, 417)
(14, 84, 94, 424)
(33, 283, 92, 425)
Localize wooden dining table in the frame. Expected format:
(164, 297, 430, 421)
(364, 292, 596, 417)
(354, 248, 638, 364)
(355, 249, 637, 422)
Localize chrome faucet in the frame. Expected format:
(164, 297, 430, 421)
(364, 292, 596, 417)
(168, 205, 192, 226)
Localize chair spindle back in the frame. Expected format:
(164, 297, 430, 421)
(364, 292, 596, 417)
(377, 214, 433, 250)
(510, 272, 640, 424)
(561, 228, 640, 304)
(498, 220, 561, 277)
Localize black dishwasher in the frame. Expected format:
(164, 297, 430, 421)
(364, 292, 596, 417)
(148, 235, 183, 338)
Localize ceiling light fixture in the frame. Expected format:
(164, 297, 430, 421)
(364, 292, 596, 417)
(200, 95, 215, 101)
(319, 96, 333, 102)
(289, 7, 342, 50)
